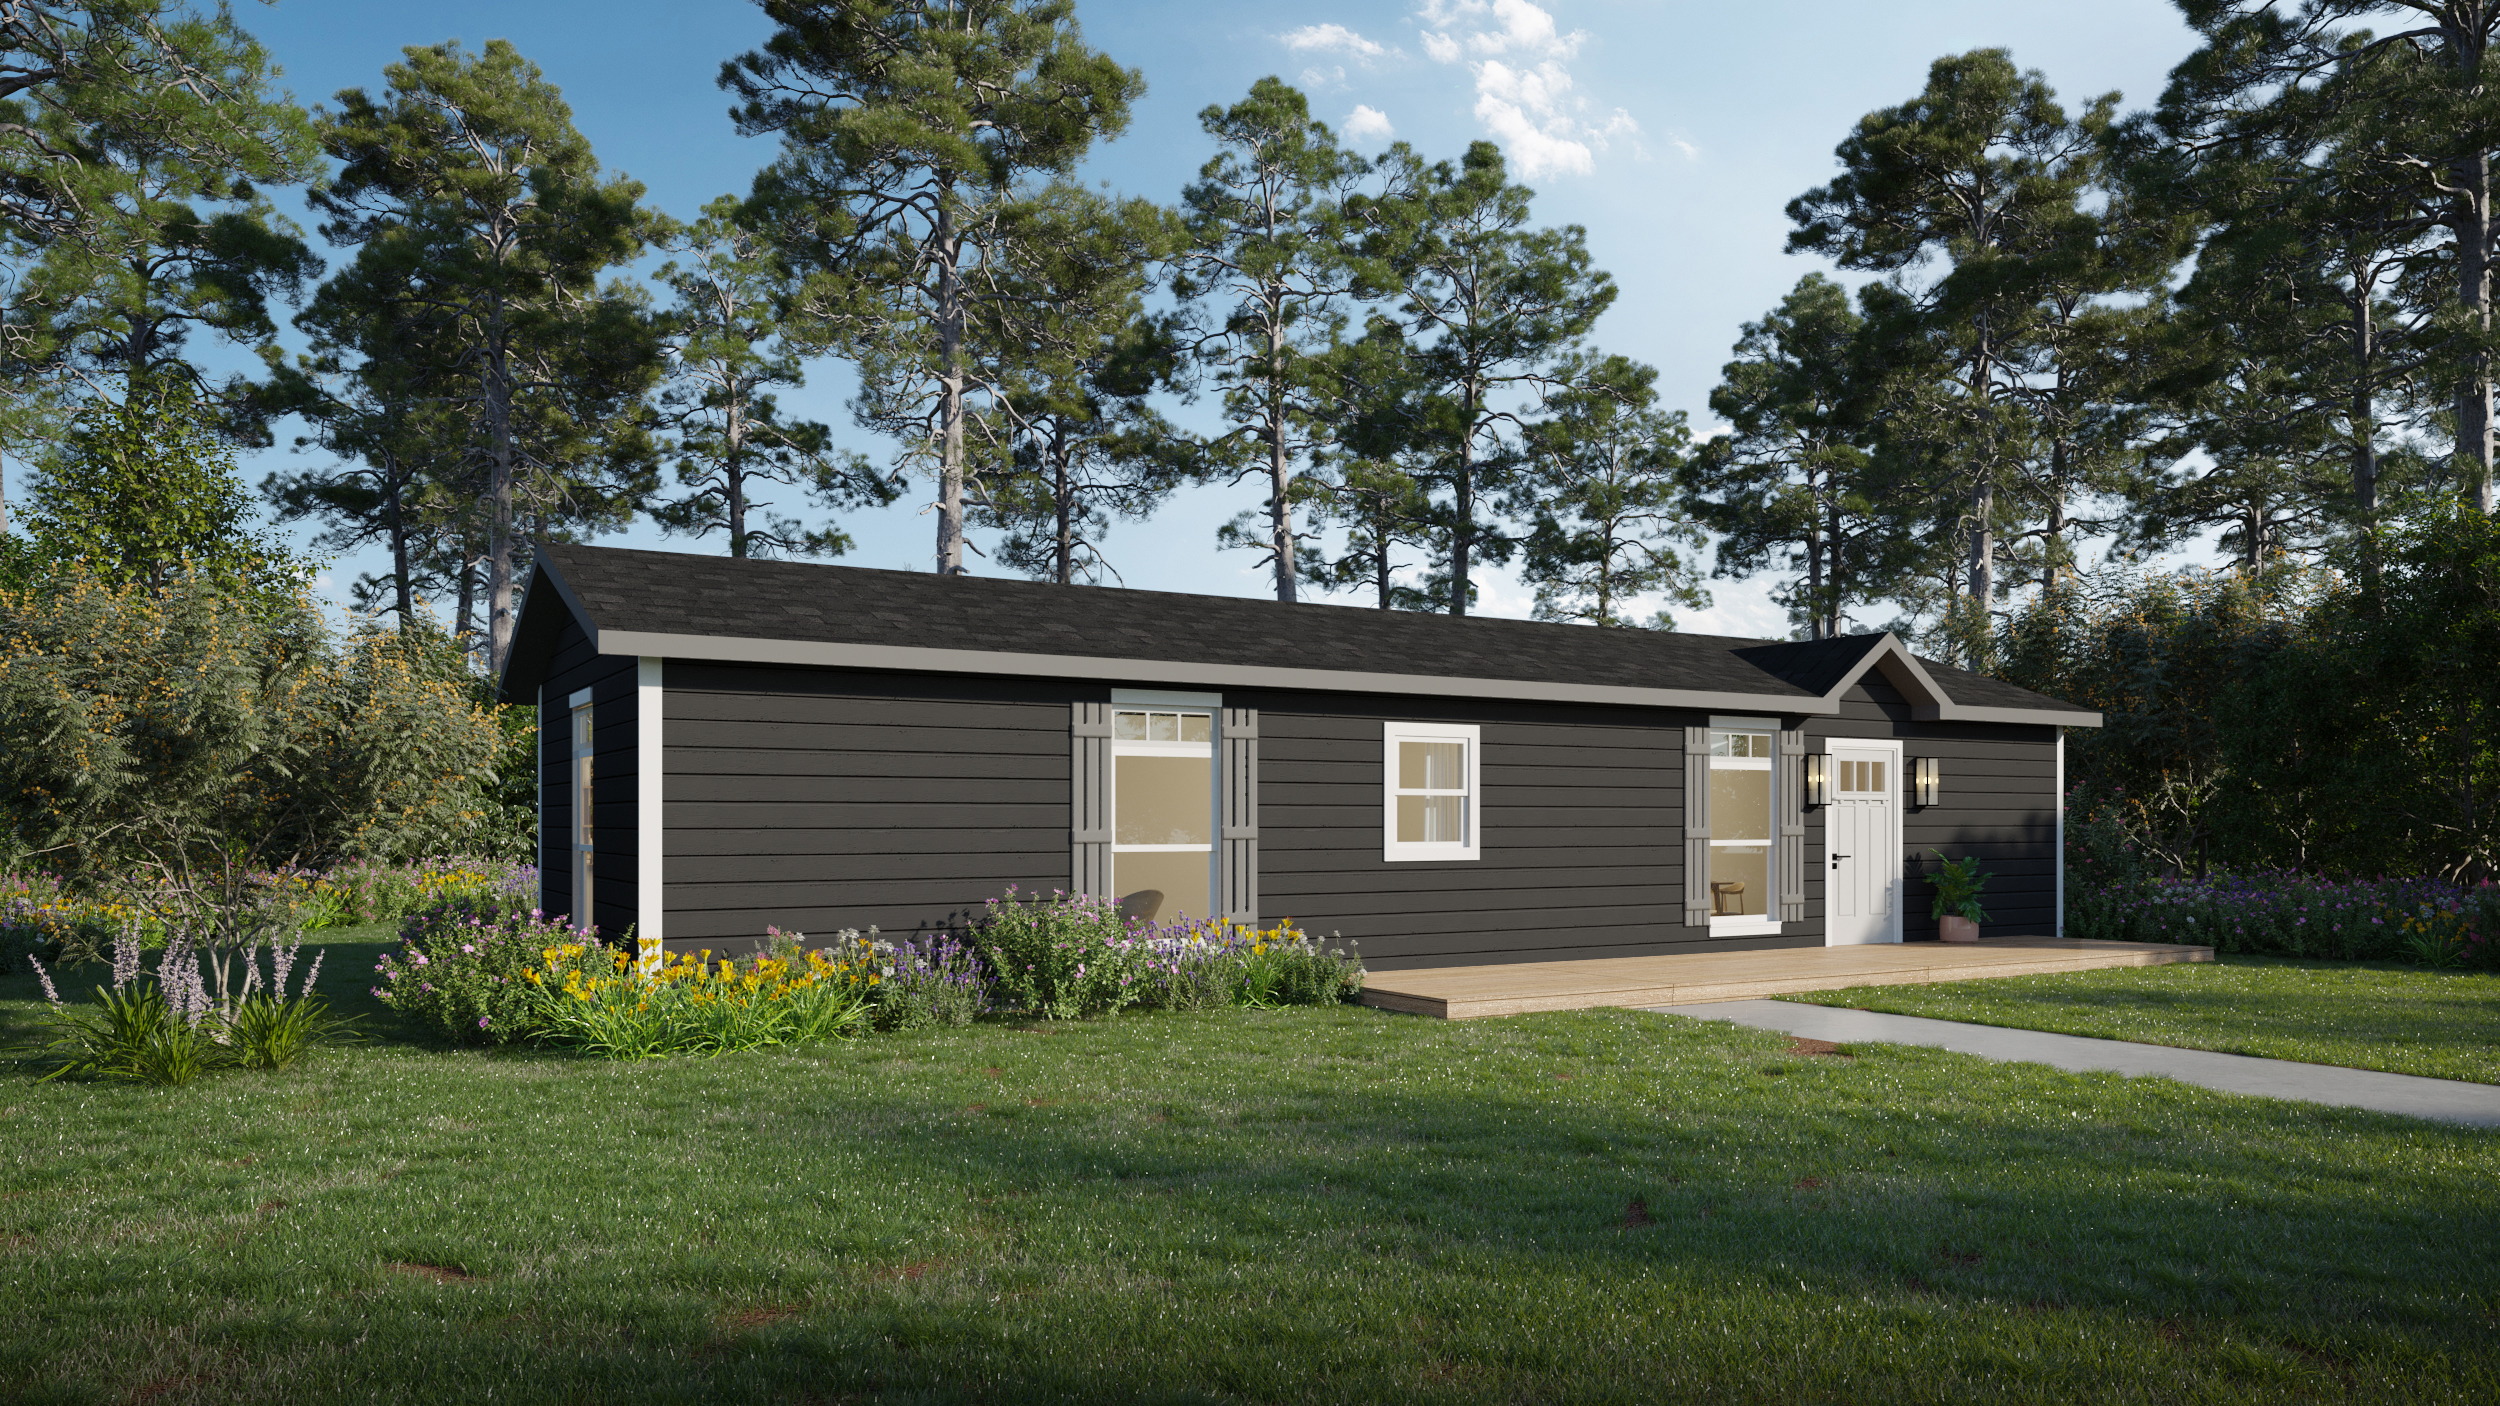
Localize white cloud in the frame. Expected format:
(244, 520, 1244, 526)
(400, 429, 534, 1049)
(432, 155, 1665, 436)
(1281, 23, 1388, 60)
(1414, 2, 1639, 178)
(1344, 104, 1395, 142)
(1301, 64, 1348, 90)
(1671, 136, 1699, 161)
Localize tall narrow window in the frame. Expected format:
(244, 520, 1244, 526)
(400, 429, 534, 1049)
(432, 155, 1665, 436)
(570, 697, 594, 933)
(1707, 724, 1774, 926)
(1384, 722, 1480, 861)
(1111, 708, 1214, 923)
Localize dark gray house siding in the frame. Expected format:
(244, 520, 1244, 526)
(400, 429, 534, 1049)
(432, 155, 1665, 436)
(1237, 689, 1819, 972)
(505, 544, 2096, 966)
(1805, 675, 2057, 942)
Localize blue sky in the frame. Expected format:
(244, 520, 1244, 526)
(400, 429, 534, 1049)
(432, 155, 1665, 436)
(80, 0, 2207, 635)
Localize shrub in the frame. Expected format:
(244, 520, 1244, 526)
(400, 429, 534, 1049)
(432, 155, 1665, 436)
(1, 871, 156, 970)
(522, 939, 875, 1059)
(374, 897, 582, 1045)
(969, 888, 1153, 1020)
(2065, 869, 2500, 968)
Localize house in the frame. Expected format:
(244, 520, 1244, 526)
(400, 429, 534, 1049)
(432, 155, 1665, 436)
(496, 543, 2101, 972)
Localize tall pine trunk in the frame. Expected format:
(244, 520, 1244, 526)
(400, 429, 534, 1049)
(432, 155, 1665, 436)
(2454, 144, 2496, 512)
(1266, 309, 1298, 603)
(484, 298, 518, 674)
(934, 200, 968, 575)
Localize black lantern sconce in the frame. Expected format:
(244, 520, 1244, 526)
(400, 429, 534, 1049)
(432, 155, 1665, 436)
(1803, 752, 1831, 808)
(1911, 756, 1941, 808)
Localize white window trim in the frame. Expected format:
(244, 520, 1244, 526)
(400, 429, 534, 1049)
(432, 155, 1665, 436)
(1706, 719, 1778, 934)
(1383, 721, 1481, 862)
(636, 657, 664, 969)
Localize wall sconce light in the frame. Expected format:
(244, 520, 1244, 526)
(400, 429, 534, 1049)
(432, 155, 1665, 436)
(1803, 752, 1830, 807)
(1912, 756, 1941, 807)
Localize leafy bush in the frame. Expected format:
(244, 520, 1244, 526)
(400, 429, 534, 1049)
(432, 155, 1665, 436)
(1, 871, 157, 970)
(522, 940, 874, 1059)
(374, 897, 580, 1045)
(2065, 869, 2499, 967)
(970, 888, 1154, 1020)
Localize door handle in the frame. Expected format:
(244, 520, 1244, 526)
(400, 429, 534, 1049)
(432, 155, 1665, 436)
(1830, 854, 1849, 870)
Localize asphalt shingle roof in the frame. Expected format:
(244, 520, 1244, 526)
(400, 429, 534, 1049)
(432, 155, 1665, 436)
(513, 543, 2092, 719)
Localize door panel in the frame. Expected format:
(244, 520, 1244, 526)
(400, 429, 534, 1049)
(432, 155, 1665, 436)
(1824, 746, 1900, 945)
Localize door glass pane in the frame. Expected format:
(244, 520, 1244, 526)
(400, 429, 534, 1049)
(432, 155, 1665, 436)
(1400, 740, 1465, 791)
(1709, 766, 1771, 842)
(1871, 761, 1885, 793)
(1113, 850, 1211, 924)
(1397, 794, 1464, 844)
(1117, 754, 1211, 845)
(1708, 845, 1768, 917)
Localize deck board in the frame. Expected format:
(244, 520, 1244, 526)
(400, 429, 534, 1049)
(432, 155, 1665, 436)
(1358, 937, 2214, 1019)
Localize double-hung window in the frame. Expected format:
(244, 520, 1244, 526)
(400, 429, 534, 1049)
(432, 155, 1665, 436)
(1707, 719, 1775, 930)
(1384, 722, 1480, 861)
(1112, 706, 1215, 922)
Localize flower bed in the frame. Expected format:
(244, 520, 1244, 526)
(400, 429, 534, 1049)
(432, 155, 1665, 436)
(300, 857, 537, 930)
(2069, 869, 2500, 967)
(968, 887, 1363, 1019)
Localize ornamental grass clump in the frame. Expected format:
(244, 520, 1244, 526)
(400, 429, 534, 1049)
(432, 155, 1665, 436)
(521, 939, 874, 1059)
(969, 888, 1153, 1020)
(28, 925, 338, 1085)
(374, 897, 580, 1044)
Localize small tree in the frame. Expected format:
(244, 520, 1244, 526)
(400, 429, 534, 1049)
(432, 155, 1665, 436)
(1517, 356, 1708, 629)
(652, 196, 895, 559)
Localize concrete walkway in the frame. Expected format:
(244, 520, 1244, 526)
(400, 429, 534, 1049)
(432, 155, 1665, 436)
(1653, 999, 2500, 1128)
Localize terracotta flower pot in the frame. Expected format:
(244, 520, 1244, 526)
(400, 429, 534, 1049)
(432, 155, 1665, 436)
(1938, 915, 1980, 944)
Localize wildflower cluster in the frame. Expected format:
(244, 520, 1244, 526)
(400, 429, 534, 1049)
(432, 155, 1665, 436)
(372, 896, 580, 1044)
(0, 871, 157, 970)
(28, 925, 337, 1085)
(2069, 869, 2500, 968)
(298, 856, 537, 930)
(521, 938, 873, 1058)
(967, 888, 1362, 1020)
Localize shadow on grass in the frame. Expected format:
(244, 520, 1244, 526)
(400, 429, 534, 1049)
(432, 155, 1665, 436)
(1, 986, 2495, 1402)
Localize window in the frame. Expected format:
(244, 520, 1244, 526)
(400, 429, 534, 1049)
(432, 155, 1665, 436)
(1384, 722, 1480, 861)
(570, 692, 594, 933)
(1707, 722, 1774, 926)
(1112, 708, 1215, 923)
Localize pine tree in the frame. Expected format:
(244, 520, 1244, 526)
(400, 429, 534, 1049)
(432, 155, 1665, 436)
(651, 196, 895, 559)
(1176, 77, 1367, 602)
(1515, 355, 1707, 629)
(724, 0, 1144, 576)
(313, 40, 667, 669)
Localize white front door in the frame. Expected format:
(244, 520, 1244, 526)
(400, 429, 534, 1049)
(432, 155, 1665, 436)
(1824, 743, 1901, 945)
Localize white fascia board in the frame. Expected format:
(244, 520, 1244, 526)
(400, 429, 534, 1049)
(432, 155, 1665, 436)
(1821, 633, 2104, 729)
(1911, 702, 2106, 728)
(595, 629, 1835, 716)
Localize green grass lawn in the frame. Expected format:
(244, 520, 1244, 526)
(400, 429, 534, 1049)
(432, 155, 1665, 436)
(2, 928, 2496, 1404)
(1777, 956, 2500, 1085)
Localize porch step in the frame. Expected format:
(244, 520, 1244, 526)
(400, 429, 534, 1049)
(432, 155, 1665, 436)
(1357, 937, 2215, 1020)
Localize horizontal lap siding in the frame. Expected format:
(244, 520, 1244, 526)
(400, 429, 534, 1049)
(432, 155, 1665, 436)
(1806, 677, 2058, 940)
(1235, 690, 1741, 972)
(659, 664, 1073, 947)
(537, 619, 639, 937)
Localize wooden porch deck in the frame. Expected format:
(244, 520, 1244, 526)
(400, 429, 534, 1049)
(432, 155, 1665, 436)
(1358, 937, 2215, 1020)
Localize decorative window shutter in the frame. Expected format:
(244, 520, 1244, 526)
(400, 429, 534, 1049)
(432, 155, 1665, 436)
(1070, 702, 1114, 897)
(1220, 708, 1259, 923)
(1777, 729, 1807, 922)
(1682, 726, 1712, 927)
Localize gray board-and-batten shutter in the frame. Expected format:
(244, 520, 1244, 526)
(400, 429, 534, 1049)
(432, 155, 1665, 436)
(1777, 728, 1806, 922)
(1071, 702, 1113, 898)
(1220, 708, 1258, 924)
(1682, 726, 1712, 928)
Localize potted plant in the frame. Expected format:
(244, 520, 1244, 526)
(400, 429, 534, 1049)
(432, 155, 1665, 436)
(1925, 850, 1990, 943)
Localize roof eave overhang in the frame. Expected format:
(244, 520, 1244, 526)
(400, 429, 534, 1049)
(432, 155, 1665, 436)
(596, 629, 1834, 715)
